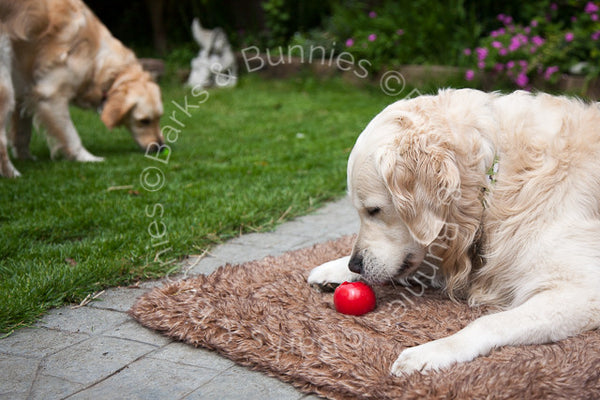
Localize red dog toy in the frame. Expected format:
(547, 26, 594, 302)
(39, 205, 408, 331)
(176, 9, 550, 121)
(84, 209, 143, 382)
(333, 281, 376, 316)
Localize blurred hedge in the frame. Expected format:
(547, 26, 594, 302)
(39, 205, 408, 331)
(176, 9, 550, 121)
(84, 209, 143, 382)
(86, 0, 552, 65)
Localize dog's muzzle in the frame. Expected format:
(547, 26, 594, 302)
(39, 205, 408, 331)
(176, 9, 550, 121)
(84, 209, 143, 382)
(348, 252, 415, 278)
(348, 253, 364, 274)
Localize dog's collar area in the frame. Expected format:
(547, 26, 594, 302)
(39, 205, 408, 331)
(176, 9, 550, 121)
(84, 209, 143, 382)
(486, 156, 499, 184)
(481, 155, 499, 209)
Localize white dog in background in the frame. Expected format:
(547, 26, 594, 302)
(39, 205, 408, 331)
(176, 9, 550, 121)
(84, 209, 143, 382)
(187, 18, 237, 89)
(309, 88, 600, 375)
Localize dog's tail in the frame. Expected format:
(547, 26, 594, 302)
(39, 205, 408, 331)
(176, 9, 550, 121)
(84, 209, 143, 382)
(0, 0, 49, 40)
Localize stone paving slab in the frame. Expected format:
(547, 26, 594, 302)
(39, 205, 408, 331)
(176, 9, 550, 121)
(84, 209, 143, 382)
(68, 358, 222, 400)
(0, 197, 357, 400)
(35, 307, 130, 335)
(0, 327, 89, 358)
(182, 366, 307, 400)
(147, 342, 235, 371)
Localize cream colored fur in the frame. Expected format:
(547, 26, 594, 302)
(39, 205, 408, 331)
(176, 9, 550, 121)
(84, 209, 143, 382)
(0, 33, 18, 177)
(308, 88, 600, 374)
(2, 0, 163, 167)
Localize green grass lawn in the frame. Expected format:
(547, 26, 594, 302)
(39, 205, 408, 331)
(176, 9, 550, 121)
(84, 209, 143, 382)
(0, 75, 399, 334)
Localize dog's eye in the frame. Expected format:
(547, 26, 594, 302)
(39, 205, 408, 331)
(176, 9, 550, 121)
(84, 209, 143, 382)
(366, 207, 381, 217)
(138, 118, 152, 126)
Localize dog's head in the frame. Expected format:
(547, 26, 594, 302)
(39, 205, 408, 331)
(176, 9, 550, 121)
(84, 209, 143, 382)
(346, 97, 487, 289)
(101, 66, 164, 152)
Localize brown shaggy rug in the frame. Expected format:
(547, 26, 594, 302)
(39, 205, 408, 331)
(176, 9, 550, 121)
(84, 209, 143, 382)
(130, 236, 600, 399)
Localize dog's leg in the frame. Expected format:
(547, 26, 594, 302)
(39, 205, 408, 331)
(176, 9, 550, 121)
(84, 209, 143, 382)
(307, 256, 360, 291)
(0, 121, 19, 178)
(35, 97, 103, 162)
(0, 46, 19, 177)
(9, 99, 34, 160)
(391, 286, 600, 375)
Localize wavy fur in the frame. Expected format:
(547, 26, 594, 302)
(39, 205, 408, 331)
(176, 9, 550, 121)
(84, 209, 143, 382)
(309, 88, 600, 374)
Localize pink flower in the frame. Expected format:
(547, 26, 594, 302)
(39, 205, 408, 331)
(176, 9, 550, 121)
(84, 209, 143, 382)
(550, 3, 558, 10)
(516, 72, 529, 87)
(592, 31, 600, 41)
(571, 16, 578, 22)
(494, 63, 504, 72)
(544, 66, 559, 80)
(565, 32, 574, 42)
(463, 48, 472, 56)
(465, 69, 475, 81)
(532, 35, 545, 46)
(490, 28, 505, 38)
(508, 36, 521, 51)
(475, 47, 488, 61)
(531, 20, 539, 27)
(368, 33, 377, 42)
(592, 14, 599, 21)
(519, 60, 528, 69)
(345, 38, 354, 47)
(498, 14, 513, 25)
(499, 48, 508, 56)
(478, 61, 485, 69)
(369, 11, 377, 18)
(492, 41, 503, 49)
(506, 60, 515, 69)
(396, 29, 404, 35)
(585, 1, 599, 14)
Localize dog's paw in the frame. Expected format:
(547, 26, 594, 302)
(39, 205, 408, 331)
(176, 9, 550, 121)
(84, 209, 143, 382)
(391, 338, 467, 376)
(307, 256, 360, 292)
(73, 148, 104, 162)
(11, 147, 36, 161)
(0, 163, 21, 178)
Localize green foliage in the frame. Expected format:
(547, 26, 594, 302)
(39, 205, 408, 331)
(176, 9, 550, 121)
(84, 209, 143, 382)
(464, 1, 600, 88)
(0, 75, 393, 334)
(262, 0, 291, 47)
(323, 0, 482, 71)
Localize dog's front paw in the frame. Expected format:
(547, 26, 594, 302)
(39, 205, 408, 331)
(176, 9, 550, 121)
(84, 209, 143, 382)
(307, 256, 359, 292)
(0, 162, 21, 178)
(72, 148, 104, 162)
(11, 147, 36, 161)
(391, 338, 469, 375)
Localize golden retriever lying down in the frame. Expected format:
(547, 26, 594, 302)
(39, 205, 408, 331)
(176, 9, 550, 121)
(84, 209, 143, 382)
(0, 0, 163, 177)
(309, 89, 600, 375)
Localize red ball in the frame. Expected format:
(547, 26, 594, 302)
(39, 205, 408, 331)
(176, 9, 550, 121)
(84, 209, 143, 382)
(333, 281, 376, 316)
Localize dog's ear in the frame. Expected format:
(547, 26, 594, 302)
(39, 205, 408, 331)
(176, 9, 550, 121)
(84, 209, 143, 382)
(377, 127, 460, 245)
(101, 88, 135, 130)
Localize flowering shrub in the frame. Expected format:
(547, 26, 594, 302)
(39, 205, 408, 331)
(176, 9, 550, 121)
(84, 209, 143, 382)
(326, 0, 480, 72)
(331, 3, 408, 72)
(464, 1, 600, 88)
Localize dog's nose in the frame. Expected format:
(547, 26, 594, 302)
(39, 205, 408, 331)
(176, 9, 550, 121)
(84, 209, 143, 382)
(145, 141, 165, 154)
(348, 254, 363, 274)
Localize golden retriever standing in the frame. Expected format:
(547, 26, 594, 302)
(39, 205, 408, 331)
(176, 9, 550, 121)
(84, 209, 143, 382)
(0, 33, 17, 177)
(1, 0, 163, 170)
(0, 0, 45, 177)
(309, 89, 600, 375)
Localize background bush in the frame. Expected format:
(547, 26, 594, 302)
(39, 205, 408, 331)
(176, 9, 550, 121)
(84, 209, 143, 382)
(87, 0, 599, 85)
(86, 0, 549, 60)
(464, 0, 600, 87)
